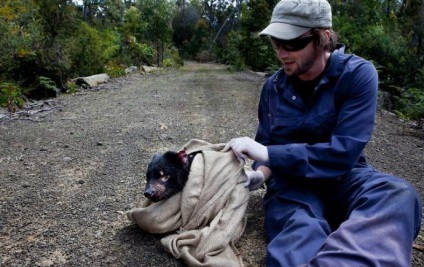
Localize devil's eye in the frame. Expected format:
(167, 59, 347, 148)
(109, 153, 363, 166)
(160, 175, 170, 182)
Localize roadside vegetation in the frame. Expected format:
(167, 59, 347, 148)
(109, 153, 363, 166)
(0, 0, 423, 120)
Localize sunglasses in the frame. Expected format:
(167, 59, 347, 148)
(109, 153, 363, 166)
(270, 35, 314, 52)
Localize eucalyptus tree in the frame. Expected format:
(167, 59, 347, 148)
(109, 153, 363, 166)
(136, 0, 175, 66)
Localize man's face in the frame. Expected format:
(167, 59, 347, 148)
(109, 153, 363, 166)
(272, 33, 319, 79)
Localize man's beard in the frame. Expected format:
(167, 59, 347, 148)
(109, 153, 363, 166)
(282, 49, 317, 78)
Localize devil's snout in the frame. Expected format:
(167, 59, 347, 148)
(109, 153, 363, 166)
(144, 186, 155, 198)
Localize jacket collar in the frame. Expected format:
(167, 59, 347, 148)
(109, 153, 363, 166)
(325, 44, 345, 79)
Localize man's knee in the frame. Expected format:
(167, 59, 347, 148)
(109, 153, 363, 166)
(360, 174, 422, 238)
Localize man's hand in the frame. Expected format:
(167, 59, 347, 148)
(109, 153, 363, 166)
(223, 137, 269, 164)
(244, 170, 265, 191)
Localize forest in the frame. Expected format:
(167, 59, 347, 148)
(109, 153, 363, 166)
(0, 0, 423, 120)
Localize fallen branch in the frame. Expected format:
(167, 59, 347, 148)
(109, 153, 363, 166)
(0, 99, 64, 123)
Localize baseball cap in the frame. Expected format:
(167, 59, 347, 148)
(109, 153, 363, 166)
(259, 0, 332, 40)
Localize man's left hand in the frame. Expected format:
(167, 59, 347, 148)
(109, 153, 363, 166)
(223, 137, 269, 163)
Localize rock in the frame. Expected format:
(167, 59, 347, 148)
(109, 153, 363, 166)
(125, 66, 138, 74)
(73, 74, 110, 88)
(141, 66, 160, 74)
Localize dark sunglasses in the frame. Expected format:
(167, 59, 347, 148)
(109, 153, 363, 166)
(270, 35, 314, 52)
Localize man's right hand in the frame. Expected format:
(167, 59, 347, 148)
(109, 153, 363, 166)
(244, 170, 266, 191)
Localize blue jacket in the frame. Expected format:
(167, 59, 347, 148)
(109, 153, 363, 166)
(253, 46, 378, 179)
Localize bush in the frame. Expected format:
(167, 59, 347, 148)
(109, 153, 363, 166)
(0, 82, 24, 109)
(220, 31, 247, 71)
(24, 76, 59, 100)
(65, 81, 79, 94)
(119, 36, 155, 66)
(105, 62, 126, 78)
(195, 50, 211, 63)
(163, 59, 173, 68)
(68, 22, 111, 77)
(164, 46, 184, 67)
(394, 87, 424, 120)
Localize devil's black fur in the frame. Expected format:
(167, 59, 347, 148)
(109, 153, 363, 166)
(144, 150, 198, 202)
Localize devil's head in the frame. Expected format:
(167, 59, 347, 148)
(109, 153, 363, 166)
(144, 150, 191, 202)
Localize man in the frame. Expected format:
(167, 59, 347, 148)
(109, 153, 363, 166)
(223, 0, 422, 266)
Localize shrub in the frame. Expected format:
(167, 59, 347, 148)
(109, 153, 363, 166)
(195, 50, 210, 63)
(221, 31, 246, 71)
(24, 76, 59, 100)
(394, 87, 424, 120)
(0, 82, 24, 109)
(120, 36, 156, 66)
(68, 22, 109, 76)
(164, 46, 184, 67)
(105, 62, 126, 78)
(65, 81, 79, 94)
(163, 59, 173, 68)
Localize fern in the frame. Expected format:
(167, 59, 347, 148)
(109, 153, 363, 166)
(37, 76, 58, 93)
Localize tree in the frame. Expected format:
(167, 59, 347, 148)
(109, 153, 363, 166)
(238, 0, 276, 71)
(172, 5, 201, 58)
(137, 0, 175, 66)
(122, 6, 146, 41)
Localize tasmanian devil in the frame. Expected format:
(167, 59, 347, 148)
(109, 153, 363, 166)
(144, 150, 198, 202)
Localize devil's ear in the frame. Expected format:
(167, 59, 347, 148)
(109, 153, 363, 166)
(177, 150, 190, 168)
(161, 151, 185, 166)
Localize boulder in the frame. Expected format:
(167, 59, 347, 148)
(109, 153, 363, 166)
(73, 73, 110, 88)
(125, 66, 138, 74)
(141, 66, 160, 73)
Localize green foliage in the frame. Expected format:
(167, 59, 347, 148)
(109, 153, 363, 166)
(329, 0, 424, 119)
(241, 0, 272, 32)
(0, 0, 423, 121)
(28, 76, 60, 99)
(36, 76, 57, 91)
(172, 6, 200, 56)
(68, 22, 109, 76)
(163, 46, 184, 68)
(227, 0, 279, 72)
(220, 31, 246, 71)
(190, 19, 210, 57)
(0, 0, 45, 86)
(101, 0, 126, 26)
(0, 82, 24, 108)
(163, 59, 173, 68)
(101, 29, 122, 62)
(394, 88, 424, 120)
(65, 81, 79, 94)
(105, 62, 126, 78)
(121, 37, 156, 66)
(137, 0, 174, 66)
(122, 6, 146, 41)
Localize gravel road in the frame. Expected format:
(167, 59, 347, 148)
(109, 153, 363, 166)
(1, 61, 423, 266)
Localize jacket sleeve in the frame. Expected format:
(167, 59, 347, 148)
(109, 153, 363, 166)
(254, 61, 378, 179)
(252, 77, 273, 171)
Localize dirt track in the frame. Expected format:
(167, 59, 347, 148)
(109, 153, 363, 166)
(0, 61, 423, 266)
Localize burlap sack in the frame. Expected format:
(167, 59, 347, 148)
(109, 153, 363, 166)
(126, 139, 250, 267)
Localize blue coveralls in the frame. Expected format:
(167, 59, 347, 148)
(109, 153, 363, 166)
(253, 46, 422, 267)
